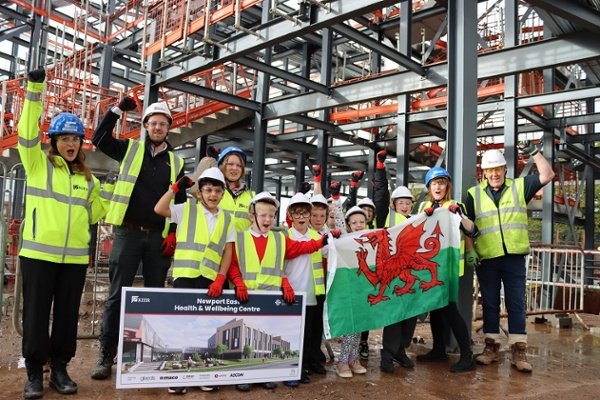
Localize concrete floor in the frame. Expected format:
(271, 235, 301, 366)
(1, 313, 600, 400)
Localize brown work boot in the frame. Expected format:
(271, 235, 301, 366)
(510, 342, 532, 373)
(475, 338, 500, 365)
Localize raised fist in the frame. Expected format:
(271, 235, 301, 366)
(27, 69, 46, 83)
(377, 150, 387, 163)
(311, 165, 322, 177)
(329, 181, 341, 197)
(171, 176, 194, 193)
(206, 145, 220, 159)
(118, 96, 137, 112)
(298, 181, 311, 194)
(518, 140, 540, 156)
(351, 170, 365, 182)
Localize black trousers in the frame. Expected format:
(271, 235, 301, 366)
(308, 295, 326, 364)
(381, 316, 417, 361)
(429, 302, 471, 354)
(20, 256, 87, 367)
(302, 304, 318, 369)
(173, 275, 213, 289)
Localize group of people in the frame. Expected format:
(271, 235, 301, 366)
(18, 69, 554, 399)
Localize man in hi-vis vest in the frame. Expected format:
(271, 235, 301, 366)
(90, 98, 186, 380)
(465, 144, 554, 373)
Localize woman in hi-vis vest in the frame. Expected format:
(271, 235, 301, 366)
(18, 69, 112, 399)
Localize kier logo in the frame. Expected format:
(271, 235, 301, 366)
(131, 296, 150, 303)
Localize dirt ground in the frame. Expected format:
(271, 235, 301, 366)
(2, 277, 600, 400)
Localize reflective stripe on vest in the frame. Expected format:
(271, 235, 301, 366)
(221, 189, 254, 232)
(236, 231, 285, 290)
(385, 210, 407, 227)
(285, 228, 325, 295)
(469, 178, 529, 260)
(105, 140, 182, 236)
(172, 203, 232, 280)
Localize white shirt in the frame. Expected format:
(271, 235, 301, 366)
(284, 227, 318, 306)
(169, 202, 235, 243)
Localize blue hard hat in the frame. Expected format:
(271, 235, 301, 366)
(48, 113, 85, 137)
(217, 146, 247, 166)
(424, 166, 451, 187)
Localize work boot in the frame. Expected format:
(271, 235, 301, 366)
(49, 363, 77, 395)
(416, 348, 448, 362)
(475, 338, 500, 365)
(23, 363, 43, 399)
(393, 347, 415, 369)
(511, 342, 532, 373)
(450, 352, 476, 373)
(90, 347, 116, 380)
(380, 358, 394, 374)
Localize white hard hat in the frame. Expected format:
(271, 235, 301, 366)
(252, 191, 280, 209)
(198, 167, 225, 186)
(391, 186, 414, 201)
(481, 149, 507, 169)
(357, 197, 375, 210)
(310, 194, 328, 207)
(345, 205, 367, 221)
(287, 192, 312, 210)
(142, 102, 173, 125)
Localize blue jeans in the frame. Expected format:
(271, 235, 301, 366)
(476, 254, 527, 336)
(99, 226, 171, 349)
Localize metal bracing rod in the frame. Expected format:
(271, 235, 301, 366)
(235, 0, 261, 38)
(304, 0, 331, 13)
(270, 0, 299, 25)
(203, 0, 227, 50)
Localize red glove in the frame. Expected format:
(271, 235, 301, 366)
(376, 150, 387, 169)
(281, 277, 295, 304)
(161, 232, 177, 257)
(448, 203, 464, 216)
(228, 265, 249, 303)
(329, 181, 341, 200)
(171, 176, 194, 193)
(330, 229, 342, 238)
(311, 165, 323, 183)
(207, 274, 226, 298)
(424, 201, 440, 217)
(350, 171, 364, 188)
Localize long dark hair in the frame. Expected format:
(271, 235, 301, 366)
(48, 138, 92, 181)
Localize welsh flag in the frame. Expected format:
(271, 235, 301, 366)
(323, 208, 462, 339)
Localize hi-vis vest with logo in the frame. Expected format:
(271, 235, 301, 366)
(220, 189, 254, 232)
(172, 202, 233, 280)
(385, 210, 407, 227)
(467, 178, 529, 260)
(418, 200, 465, 276)
(18, 82, 113, 264)
(105, 139, 182, 236)
(235, 231, 286, 290)
(286, 228, 325, 295)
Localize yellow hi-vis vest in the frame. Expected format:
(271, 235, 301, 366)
(105, 139, 182, 236)
(235, 231, 286, 290)
(220, 189, 254, 232)
(172, 202, 233, 280)
(467, 178, 529, 260)
(419, 200, 465, 276)
(18, 82, 112, 264)
(385, 210, 407, 227)
(286, 228, 325, 295)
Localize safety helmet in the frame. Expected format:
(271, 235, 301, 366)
(391, 185, 415, 201)
(48, 113, 85, 137)
(287, 192, 312, 210)
(357, 197, 375, 210)
(142, 102, 172, 125)
(424, 166, 451, 188)
(252, 191, 280, 209)
(481, 149, 507, 169)
(310, 194, 329, 208)
(345, 206, 367, 221)
(217, 146, 247, 166)
(198, 167, 226, 187)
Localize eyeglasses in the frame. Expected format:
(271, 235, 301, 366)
(484, 166, 505, 174)
(146, 121, 169, 128)
(56, 135, 81, 143)
(291, 211, 310, 218)
(201, 187, 224, 195)
(224, 162, 243, 169)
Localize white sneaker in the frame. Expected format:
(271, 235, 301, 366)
(200, 386, 215, 392)
(349, 359, 367, 374)
(336, 362, 353, 378)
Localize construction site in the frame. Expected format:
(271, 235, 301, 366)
(1, 0, 600, 399)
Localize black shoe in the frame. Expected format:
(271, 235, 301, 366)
(23, 367, 43, 400)
(393, 349, 415, 369)
(90, 347, 116, 380)
(167, 387, 187, 395)
(300, 372, 311, 384)
(317, 351, 327, 364)
(359, 341, 369, 359)
(236, 384, 251, 392)
(416, 349, 448, 362)
(380, 358, 394, 374)
(260, 382, 277, 389)
(49, 365, 77, 395)
(450, 353, 476, 373)
(310, 363, 326, 374)
(283, 380, 299, 388)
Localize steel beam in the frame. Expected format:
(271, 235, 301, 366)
(332, 23, 425, 76)
(0, 24, 30, 42)
(166, 80, 260, 112)
(264, 32, 600, 119)
(528, 0, 600, 34)
(157, 0, 402, 85)
(517, 86, 600, 108)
